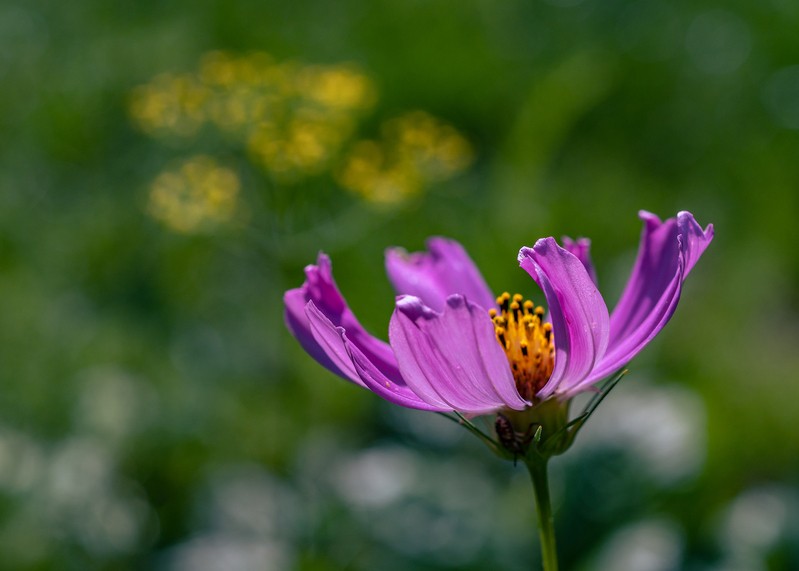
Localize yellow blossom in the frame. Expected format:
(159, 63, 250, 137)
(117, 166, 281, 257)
(337, 111, 474, 204)
(147, 156, 240, 233)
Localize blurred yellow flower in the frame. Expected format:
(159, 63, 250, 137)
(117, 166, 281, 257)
(247, 112, 356, 181)
(337, 111, 474, 204)
(147, 156, 240, 233)
(131, 52, 475, 214)
(129, 73, 210, 137)
(295, 65, 376, 110)
(130, 51, 375, 180)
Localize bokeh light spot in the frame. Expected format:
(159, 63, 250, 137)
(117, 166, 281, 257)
(763, 65, 799, 130)
(685, 10, 751, 75)
(337, 111, 473, 205)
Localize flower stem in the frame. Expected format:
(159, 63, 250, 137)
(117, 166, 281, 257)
(525, 458, 558, 571)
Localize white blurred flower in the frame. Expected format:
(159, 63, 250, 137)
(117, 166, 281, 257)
(570, 381, 706, 485)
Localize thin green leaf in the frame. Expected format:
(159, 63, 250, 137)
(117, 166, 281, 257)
(579, 369, 627, 422)
(541, 369, 629, 451)
(436, 412, 501, 452)
(453, 411, 499, 444)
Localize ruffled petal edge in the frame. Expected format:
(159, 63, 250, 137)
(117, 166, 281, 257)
(385, 237, 496, 312)
(583, 210, 714, 384)
(518, 238, 610, 399)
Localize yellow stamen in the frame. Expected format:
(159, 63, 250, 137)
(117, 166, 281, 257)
(491, 292, 555, 401)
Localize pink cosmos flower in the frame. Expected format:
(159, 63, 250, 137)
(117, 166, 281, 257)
(284, 211, 713, 416)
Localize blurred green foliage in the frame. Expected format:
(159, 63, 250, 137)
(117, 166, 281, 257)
(1, 0, 798, 569)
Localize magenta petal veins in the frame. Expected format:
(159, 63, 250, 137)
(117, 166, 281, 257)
(390, 295, 529, 414)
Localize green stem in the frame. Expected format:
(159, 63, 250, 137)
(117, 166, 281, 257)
(525, 459, 559, 571)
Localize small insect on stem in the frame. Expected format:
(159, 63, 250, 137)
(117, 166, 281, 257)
(495, 413, 537, 464)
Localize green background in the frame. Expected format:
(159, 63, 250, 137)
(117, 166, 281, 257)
(1, 0, 798, 569)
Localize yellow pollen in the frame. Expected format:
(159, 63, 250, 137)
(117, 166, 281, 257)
(491, 292, 555, 402)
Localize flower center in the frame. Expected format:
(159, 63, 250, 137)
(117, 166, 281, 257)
(489, 292, 555, 402)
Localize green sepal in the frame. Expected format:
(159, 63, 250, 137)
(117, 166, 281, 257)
(440, 368, 628, 464)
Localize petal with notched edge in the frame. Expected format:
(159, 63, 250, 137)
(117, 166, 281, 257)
(385, 238, 496, 312)
(584, 210, 714, 384)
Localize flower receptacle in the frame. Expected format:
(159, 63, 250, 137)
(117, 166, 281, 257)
(496, 396, 573, 461)
(494, 369, 628, 463)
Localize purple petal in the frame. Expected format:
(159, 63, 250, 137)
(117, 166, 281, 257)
(284, 287, 346, 378)
(345, 335, 451, 411)
(562, 237, 598, 286)
(284, 253, 398, 384)
(585, 210, 714, 383)
(518, 238, 610, 399)
(304, 301, 361, 383)
(389, 295, 529, 414)
(677, 210, 714, 276)
(385, 237, 496, 312)
(304, 301, 447, 411)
